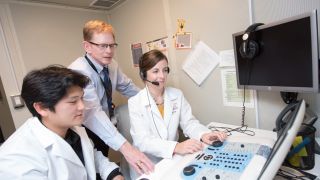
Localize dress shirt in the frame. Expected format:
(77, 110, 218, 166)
(69, 54, 140, 150)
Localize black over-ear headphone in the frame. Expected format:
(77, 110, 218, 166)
(239, 23, 264, 60)
(139, 68, 147, 80)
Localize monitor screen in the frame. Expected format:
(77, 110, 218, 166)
(232, 10, 319, 92)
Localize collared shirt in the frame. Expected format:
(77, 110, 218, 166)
(65, 129, 85, 166)
(69, 54, 140, 150)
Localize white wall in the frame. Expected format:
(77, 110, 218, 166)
(9, 2, 108, 69)
(109, 0, 320, 134)
(167, 0, 255, 127)
(110, 0, 257, 127)
(1, 0, 320, 137)
(108, 0, 173, 104)
(0, 2, 108, 129)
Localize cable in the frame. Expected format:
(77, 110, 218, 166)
(208, 125, 255, 137)
(241, 58, 253, 127)
(276, 168, 312, 180)
(241, 86, 246, 127)
(145, 85, 168, 140)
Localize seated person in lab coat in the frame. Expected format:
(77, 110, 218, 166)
(0, 65, 124, 180)
(128, 49, 227, 178)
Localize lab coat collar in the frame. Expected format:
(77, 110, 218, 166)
(141, 87, 179, 138)
(141, 87, 178, 106)
(163, 88, 178, 125)
(29, 117, 85, 167)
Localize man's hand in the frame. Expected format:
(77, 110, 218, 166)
(119, 141, 154, 175)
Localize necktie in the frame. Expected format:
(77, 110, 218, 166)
(102, 67, 114, 117)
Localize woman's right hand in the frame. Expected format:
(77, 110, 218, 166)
(173, 139, 203, 155)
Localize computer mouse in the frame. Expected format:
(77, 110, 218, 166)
(211, 140, 223, 147)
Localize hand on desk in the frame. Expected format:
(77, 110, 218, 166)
(173, 132, 227, 155)
(120, 141, 154, 175)
(174, 139, 203, 155)
(201, 131, 227, 145)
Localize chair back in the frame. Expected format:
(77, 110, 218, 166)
(115, 104, 132, 179)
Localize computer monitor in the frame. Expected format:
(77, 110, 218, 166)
(258, 100, 306, 179)
(232, 10, 319, 93)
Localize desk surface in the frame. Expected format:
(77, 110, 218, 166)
(138, 122, 320, 179)
(138, 122, 278, 180)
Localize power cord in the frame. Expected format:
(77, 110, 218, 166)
(276, 166, 316, 180)
(145, 85, 168, 140)
(208, 125, 255, 136)
(241, 85, 246, 127)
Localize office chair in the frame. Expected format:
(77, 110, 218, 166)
(114, 103, 132, 179)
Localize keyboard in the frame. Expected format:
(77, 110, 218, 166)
(181, 141, 271, 180)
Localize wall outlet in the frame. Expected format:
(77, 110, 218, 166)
(10, 95, 24, 109)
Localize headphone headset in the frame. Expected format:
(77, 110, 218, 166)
(139, 56, 147, 80)
(139, 56, 170, 82)
(139, 67, 170, 80)
(239, 23, 264, 60)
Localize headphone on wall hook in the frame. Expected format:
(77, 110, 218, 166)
(239, 23, 264, 60)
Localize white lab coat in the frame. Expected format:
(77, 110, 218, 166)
(128, 87, 210, 176)
(0, 117, 118, 180)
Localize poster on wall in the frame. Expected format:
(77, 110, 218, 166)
(131, 37, 169, 67)
(131, 42, 143, 67)
(175, 32, 192, 49)
(146, 37, 168, 51)
(145, 36, 169, 57)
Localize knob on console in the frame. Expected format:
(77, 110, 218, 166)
(183, 165, 196, 176)
(211, 140, 223, 147)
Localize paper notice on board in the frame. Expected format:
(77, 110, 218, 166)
(220, 68, 254, 108)
(182, 41, 219, 86)
(219, 49, 235, 67)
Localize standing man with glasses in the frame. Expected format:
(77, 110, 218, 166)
(69, 20, 154, 176)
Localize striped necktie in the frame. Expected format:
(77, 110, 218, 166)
(102, 67, 114, 117)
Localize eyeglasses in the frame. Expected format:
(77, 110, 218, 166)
(88, 41, 118, 50)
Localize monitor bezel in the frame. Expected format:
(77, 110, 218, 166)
(232, 10, 319, 93)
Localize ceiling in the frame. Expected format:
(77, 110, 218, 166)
(12, 0, 127, 10)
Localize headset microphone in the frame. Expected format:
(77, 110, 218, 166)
(145, 79, 160, 86)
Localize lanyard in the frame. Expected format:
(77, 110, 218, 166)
(84, 55, 112, 98)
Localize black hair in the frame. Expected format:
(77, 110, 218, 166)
(21, 65, 90, 120)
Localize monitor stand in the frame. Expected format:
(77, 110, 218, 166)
(280, 92, 298, 104)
